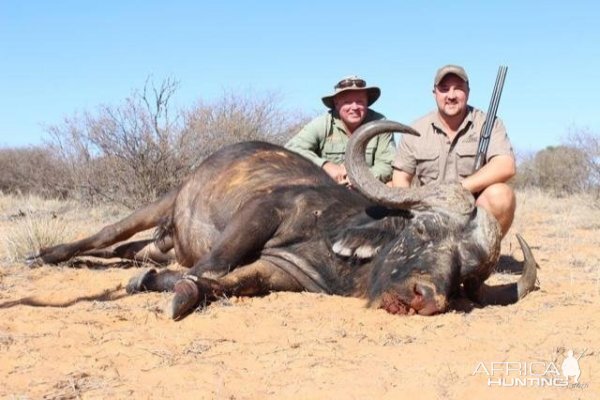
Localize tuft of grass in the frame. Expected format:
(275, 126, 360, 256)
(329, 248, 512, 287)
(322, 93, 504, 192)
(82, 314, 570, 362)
(2, 213, 72, 262)
(43, 371, 116, 399)
(1, 193, 132, 264)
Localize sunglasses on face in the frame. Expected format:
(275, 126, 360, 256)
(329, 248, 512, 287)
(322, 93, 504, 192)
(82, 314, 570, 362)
(335, 78, 366, 89)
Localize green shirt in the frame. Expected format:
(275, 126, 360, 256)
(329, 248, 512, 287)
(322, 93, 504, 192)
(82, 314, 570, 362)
(285, 110, 395, 182)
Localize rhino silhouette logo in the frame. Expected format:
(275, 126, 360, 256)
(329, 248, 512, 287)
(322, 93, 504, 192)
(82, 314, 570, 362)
(561, 350, 581, 383)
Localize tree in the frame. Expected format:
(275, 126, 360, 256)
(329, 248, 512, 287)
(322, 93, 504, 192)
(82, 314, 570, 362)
(46, 78, 309, 207)
(0, 146, 69, 198)
(514, 145, 591, 195)
(47, 78, 185, 207)
(564, 126, 599, 191)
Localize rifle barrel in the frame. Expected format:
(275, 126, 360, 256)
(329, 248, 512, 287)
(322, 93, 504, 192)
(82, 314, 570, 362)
(473, 66, 508, 171)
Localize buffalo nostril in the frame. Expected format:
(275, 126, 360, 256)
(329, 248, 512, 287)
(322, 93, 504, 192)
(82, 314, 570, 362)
(413, 283, 430, 299)
(411, 283, 434, 311)
(413, 283, 422, 296)
(411, 283, 446, 315)
(411, 283, 424, 308)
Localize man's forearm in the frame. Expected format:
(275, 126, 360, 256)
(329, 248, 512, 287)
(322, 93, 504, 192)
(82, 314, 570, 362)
(370, 162, 393, 183)
(462, 155, 516, 193)
(392, 169, 413, 188)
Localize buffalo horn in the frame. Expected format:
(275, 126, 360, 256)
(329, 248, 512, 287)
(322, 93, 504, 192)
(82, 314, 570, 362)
(345, 121, 422, 209)
(477, 234, 539, 305)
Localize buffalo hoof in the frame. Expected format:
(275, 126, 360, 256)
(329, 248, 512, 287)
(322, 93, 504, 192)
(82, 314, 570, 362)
(25, 254, 44, 268)
(168, 277, 201, 320)
(126, 269, 157, 294)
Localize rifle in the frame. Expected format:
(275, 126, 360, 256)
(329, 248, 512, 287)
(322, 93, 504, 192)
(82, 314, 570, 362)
(473, 65, 508, 172)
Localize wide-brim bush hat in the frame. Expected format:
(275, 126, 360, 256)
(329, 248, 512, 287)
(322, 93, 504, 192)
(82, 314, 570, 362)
(321, 75, 381, 109)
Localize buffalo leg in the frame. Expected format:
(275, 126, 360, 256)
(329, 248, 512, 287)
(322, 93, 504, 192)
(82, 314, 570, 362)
(169, 259, 303, 320)
(126, 198, 285, 296)
(28, 190, 177, 265)
(186, 198, 284, 278)
(82, 237, 175, 265)
(126, 268, 184, 294)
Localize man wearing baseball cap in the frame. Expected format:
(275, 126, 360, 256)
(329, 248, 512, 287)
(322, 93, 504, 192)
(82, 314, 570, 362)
(285, 75, 395, 185)
(392, 65, 516, 236)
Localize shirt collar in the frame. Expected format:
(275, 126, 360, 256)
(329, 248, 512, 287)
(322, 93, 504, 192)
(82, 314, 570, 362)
(330, 109, 375, 134)
(431, 105, 474, 136)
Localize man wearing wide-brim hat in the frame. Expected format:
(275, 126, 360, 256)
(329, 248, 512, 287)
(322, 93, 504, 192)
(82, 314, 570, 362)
(285, 75, 395, 185)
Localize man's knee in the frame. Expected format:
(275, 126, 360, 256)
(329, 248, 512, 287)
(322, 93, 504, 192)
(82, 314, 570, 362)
(476, 183, 516, 236)
(478, 183, 515, 207)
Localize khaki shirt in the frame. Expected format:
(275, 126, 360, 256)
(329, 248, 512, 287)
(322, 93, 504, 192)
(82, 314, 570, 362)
(393, 106, 514, 186)
(285, 110, 396, 182)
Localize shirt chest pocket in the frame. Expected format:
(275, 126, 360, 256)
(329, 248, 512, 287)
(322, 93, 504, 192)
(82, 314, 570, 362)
(322, 141, 347, 164)
(322, 141, 376, 166)
(455, 141, 479, 178)
(415, 150, 440, 184)
(364, 144, 376, 166)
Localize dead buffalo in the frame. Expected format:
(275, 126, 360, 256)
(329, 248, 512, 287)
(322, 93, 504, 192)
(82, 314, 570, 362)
(29, 121, 538, 319)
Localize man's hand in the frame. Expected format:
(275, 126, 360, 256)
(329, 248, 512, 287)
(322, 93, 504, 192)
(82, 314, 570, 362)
(323, 162, 349, 185)
(392, 169, 413, 188)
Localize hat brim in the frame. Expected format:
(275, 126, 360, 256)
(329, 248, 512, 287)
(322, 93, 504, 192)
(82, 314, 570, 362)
(321, 87, 380, 109)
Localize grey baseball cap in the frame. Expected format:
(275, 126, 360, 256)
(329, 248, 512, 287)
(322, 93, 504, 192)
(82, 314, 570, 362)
(434, 65, 469, 86)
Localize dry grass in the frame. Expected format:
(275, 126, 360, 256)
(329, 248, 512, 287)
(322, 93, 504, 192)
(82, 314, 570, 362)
(41, 371, 120, 400)
(509, 188, 600, 301)
(0, 192, 72, 216)
(2, 214, 70, 262)
(515, 187, 600, 223)
(0, 193, 130, 263)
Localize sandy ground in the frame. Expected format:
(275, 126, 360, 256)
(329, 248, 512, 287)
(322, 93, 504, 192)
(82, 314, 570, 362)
(1, 190, 599, 399)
